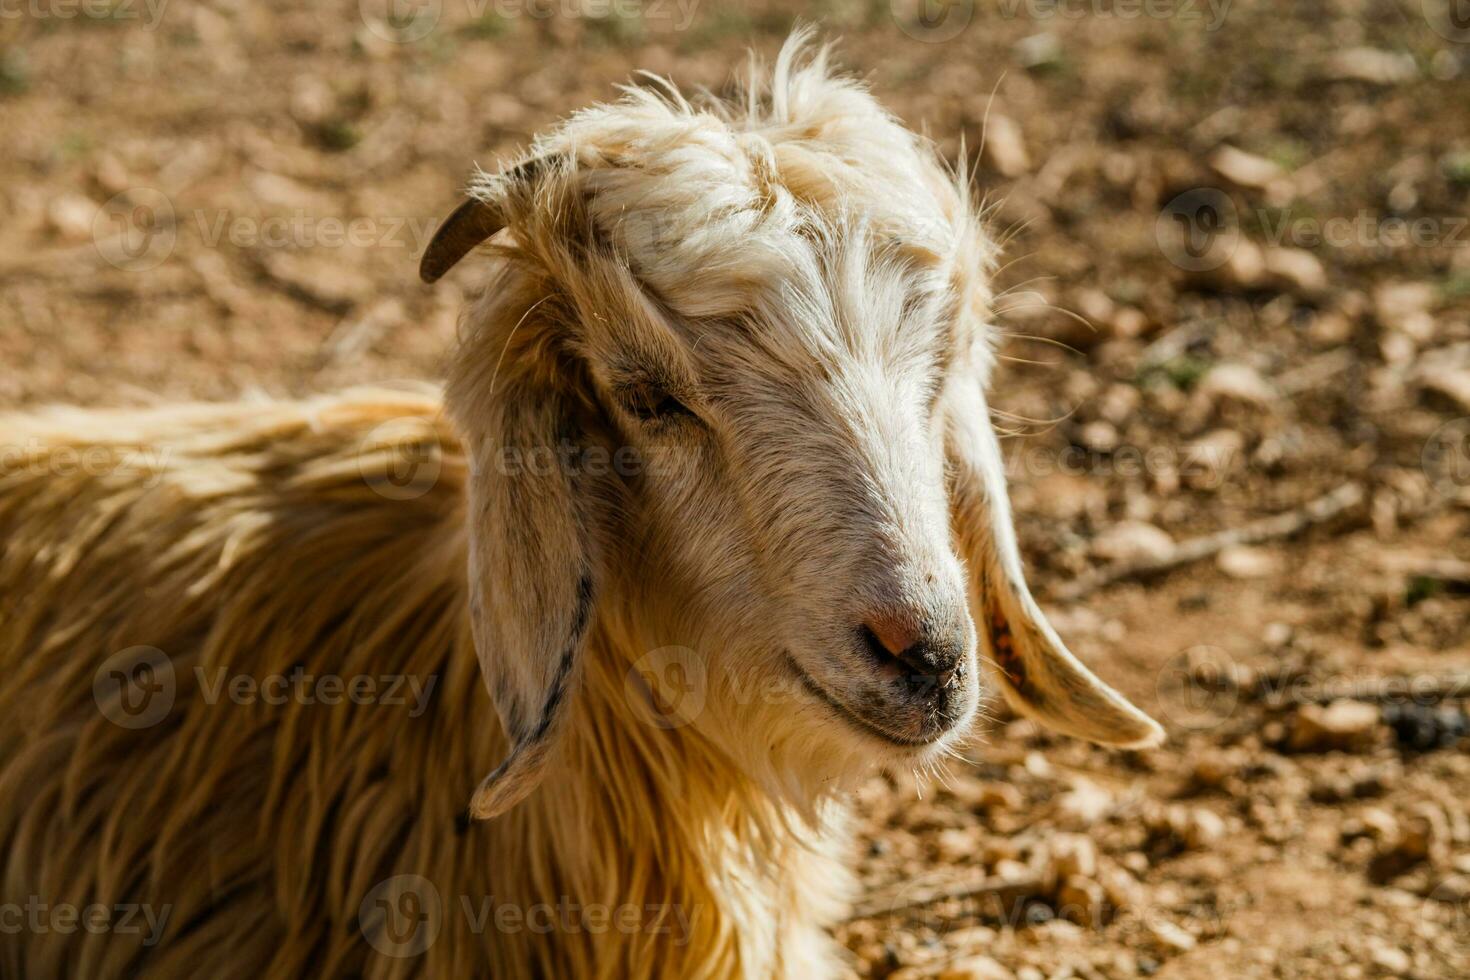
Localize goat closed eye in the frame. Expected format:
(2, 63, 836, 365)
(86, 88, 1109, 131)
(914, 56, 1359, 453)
(619, 380, 696, 425)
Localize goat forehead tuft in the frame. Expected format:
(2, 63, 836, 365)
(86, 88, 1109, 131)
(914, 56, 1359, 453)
(479, 40, 975, 320)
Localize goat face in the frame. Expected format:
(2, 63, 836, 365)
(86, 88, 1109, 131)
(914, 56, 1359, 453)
(432, 47, 1162, 819)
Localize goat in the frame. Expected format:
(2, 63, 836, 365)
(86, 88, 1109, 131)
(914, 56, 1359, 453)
(0, 34, 1161, 979)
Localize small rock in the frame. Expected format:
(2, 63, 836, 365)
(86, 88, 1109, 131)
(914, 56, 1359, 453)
(1051, 834, 1100, 880)
(1324, 47, 1417, 85)
(1360, 807, 1401, 843)
(1209, 144, 1287, 191)
(1419, 365, 1470, 413)
(982, 114, 1030, 178)
(1262, 246, 1327, 296)
(993, 859, 1033, 883)
(1110, 306, 1151, 339)
(937, 827, 980, 863)
(289, 74, 336, 127)
(1073, 288, 1115, 326)
(940, 955, 1015, 980)
(1012, 32, 1061, 70)
(1197, 363, 1278, 408)
(1216, 545, 1281, 579)
(1190, 748, 1244, 790)
(1057, 779, 1114, 828)
(1183, 808, 1227, 849)
(1146, 919, 1197, 955)
(1374, 281, 1438, 340)
(1262, 622, 1294, 648)
(1056, 875, 1107, 928)
(47, 194, 98, 241)
(1308, 310, 1355, 345)
(1091, 521, 1174, 565)
(1192, 237, 1265, 291)
(1096, 384, 1141, 426)
(1290, 700, 1382, 753)
(1182, 429, 1245, 487)
(1078, 420, 1119, 453)
(1368, 943, 1411, 975)
(975, 783, 1025, 812)
(1098, 862, 1144, 910)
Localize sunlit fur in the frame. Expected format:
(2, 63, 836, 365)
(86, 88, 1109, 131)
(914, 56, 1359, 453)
(0, 34, 1159, 979)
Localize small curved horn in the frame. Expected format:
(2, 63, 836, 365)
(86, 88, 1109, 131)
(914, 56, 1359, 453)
(420, 157, 551, 285)
(419, 198, 506, 285)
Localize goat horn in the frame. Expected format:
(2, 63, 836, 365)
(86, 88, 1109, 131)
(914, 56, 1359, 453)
(419, 157, 550, 285)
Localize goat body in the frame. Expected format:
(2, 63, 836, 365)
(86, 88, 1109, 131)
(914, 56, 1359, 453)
(0, 389, 850, 977)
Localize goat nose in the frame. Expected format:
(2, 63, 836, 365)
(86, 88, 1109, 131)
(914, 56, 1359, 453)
(860, 612, 964, 681)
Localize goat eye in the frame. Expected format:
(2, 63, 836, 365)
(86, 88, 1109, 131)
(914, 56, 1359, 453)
(621, 381, 694, 424)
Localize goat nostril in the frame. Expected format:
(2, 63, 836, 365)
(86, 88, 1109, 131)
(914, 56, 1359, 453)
(863, 614, 924, 660)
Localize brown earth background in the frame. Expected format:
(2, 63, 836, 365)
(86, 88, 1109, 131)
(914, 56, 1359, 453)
(3, 0, 1470, 976)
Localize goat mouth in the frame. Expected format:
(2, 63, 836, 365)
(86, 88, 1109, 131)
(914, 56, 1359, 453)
(784, 655, 952, 748)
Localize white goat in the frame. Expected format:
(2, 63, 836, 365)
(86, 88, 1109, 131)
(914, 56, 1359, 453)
(0, 35, 1160, 979)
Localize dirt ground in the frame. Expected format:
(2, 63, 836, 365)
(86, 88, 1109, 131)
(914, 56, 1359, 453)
(3, 0, 1470, 977)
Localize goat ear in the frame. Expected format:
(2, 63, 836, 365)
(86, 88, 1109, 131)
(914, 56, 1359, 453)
(462, 381, 603, 819)
(944, 369, 1164, 750)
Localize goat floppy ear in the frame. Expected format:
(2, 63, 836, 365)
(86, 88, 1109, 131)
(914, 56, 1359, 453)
(461, 377, 604, 820)
(944, 366, 1164, 749)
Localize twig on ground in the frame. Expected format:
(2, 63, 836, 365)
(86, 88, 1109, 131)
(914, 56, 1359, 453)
(1055, 482, 1366, 602)
(848, 873, 1044, 922)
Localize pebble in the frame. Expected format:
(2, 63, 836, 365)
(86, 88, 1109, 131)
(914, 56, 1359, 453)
(1368, 943, 1411, 974)
(1262, 246, 1328, 297)
(1091, 521, 1175, 565)
(1057, 779, 1114, 828)
(939, 955, 1015, 980)
(1196, 363, 1279, 409)
(46, 193, 98, 241)
(1418, 365, 1470, 413)
(1289, 700, 1382, 753)
(1216, 545, 1281, 579)
(1373, 281, 1437, 341)
(1324, 47, 1417, 85)
(1209, 144, 1287, 191)
(1146, 919, 1197, 954)
(983, 114, 1030, 178)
